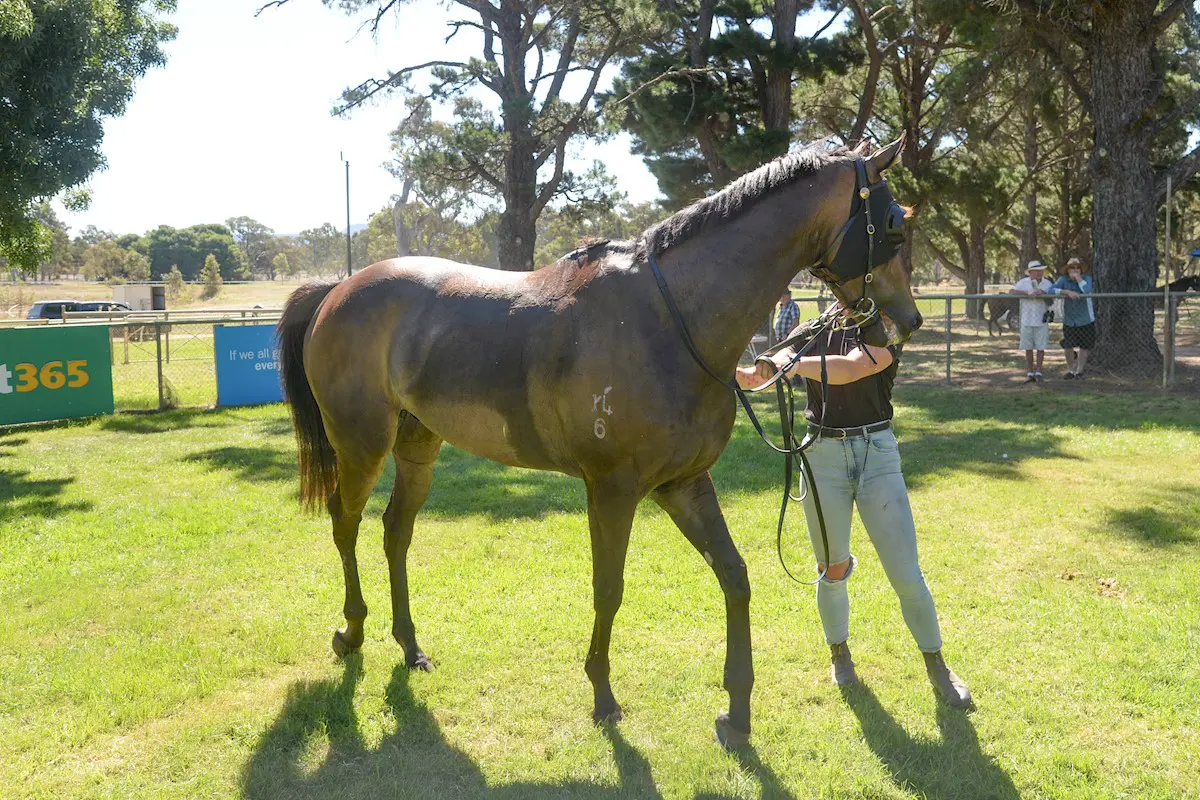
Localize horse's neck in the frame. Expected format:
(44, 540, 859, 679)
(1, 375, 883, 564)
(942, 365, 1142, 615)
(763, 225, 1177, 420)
(658, 206, 825, 372)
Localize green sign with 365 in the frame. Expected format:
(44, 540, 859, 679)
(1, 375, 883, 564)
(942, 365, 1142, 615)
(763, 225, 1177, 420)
(0, 326, 114, 425)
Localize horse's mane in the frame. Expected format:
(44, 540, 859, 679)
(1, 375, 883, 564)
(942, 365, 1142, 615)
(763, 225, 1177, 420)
(634, 143, 860, 257)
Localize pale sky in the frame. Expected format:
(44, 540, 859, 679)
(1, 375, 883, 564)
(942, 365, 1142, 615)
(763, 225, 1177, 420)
(56, 0, 844, 237)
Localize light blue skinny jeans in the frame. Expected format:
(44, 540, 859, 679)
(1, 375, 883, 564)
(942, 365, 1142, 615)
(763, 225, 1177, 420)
(799, 427, 943, 653)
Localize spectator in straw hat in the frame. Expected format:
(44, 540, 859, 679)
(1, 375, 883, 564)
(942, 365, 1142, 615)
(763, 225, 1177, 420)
(1048, 257, 1095, 380)
(1011, 260, 1054, 383)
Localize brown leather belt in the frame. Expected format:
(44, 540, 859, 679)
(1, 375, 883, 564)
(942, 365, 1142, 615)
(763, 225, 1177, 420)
(808, 420, 892, 440)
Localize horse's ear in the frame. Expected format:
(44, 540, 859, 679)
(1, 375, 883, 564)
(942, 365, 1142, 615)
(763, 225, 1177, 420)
(869, 133, 905, 174)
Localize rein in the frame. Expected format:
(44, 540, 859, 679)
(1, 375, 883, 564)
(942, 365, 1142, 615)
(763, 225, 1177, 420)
(647, 156, 904, 584)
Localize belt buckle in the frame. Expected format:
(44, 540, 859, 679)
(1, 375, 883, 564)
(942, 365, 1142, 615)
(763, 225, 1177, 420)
(836, 427, 847, 440)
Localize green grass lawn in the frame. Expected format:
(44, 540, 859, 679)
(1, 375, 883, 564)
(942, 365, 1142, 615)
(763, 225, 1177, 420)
(1, 388, 1198, 799)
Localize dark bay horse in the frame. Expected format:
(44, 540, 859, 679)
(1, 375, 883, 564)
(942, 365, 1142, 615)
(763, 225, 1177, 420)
(277, 138, 921, 748)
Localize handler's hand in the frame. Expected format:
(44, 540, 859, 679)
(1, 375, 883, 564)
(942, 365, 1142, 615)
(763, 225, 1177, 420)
(1064, 290, 1080, 299)
(736, 362, 772, 390)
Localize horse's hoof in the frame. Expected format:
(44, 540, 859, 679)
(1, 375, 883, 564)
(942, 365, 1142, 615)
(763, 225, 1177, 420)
(592, 703, 623, 725)
(407, 653, 435, 672)
(331, 629, 362, 658)
(714, 712, 750, 751)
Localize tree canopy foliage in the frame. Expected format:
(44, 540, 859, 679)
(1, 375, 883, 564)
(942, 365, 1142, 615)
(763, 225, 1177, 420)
(0, 0, 175, 272)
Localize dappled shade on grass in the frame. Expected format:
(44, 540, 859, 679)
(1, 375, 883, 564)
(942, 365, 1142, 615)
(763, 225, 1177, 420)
(183, 446, 297, 485)
(99, 408, 233, 435)
(0, 468, 92, 525)
(1106, 498, 1199, 548)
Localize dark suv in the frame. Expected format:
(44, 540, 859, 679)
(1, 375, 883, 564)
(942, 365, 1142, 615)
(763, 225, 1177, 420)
(26, 300, 131, 319)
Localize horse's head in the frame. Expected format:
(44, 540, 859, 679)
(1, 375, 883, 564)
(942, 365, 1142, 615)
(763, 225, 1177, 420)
(811, 136, 922, 347)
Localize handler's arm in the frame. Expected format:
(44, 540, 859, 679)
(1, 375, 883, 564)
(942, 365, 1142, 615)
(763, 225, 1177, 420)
(768, 344, 894, 385)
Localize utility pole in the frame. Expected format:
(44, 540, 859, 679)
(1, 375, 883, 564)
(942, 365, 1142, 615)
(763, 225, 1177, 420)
(341, 151, 352, 277)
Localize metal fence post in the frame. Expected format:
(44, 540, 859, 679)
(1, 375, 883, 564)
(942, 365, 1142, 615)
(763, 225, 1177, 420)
(1167, 297, 1176, 386)
(155, 321, 165, 410)
(944, 297, 952, 385)
(1164, 176, 1171, 390)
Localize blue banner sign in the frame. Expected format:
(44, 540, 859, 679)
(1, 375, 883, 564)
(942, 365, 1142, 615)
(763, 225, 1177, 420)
(214, 325, 283, 407)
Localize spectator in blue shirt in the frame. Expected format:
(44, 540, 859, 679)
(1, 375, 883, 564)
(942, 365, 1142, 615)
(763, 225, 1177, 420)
(775, 289, 800, 342)
(1048, 257, 1095, 379)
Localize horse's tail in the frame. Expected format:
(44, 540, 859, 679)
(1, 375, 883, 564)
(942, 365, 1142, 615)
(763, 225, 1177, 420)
(278, 280, 340, 512)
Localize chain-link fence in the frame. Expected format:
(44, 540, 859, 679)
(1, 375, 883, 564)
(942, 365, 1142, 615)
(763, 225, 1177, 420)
(771, 291, 1200, 391)
(106, 317, 281, 411)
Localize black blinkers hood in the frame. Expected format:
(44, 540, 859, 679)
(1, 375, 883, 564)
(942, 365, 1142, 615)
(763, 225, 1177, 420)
(823, 160, 906, 284)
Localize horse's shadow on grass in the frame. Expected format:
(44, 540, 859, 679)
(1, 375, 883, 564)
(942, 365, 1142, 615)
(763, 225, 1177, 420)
(382, 446, 588, 521)
(240, 656, 662, 799)
(838, 684, 1019, 800)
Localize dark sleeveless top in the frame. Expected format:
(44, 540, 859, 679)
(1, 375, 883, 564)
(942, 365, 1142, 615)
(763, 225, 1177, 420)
(802, 328, 900, 427)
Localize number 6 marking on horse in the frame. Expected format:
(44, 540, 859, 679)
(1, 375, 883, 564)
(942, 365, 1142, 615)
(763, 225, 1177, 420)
(593, 386, 613, 439)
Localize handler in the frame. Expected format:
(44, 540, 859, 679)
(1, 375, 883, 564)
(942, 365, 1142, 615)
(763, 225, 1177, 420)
(736, 325, 972, 708)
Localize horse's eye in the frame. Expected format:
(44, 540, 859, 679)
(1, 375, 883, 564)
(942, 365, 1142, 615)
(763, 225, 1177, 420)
(885, 204, 905, 245)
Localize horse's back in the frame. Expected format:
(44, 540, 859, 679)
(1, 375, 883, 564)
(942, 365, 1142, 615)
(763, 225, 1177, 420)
(304, 256, 610, 471)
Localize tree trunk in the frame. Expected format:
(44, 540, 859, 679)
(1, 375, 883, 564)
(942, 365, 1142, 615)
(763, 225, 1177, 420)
(965, 219, 987, 318)
(499, 117, 538, 270)
(1055, 158, 1072, 273)
(1019, 97, 1038, 271)
(393, 177, 415, 257)
(1089, 3, 1161, 373)
(760, 0, 798, 156)
(496, 9, 537, 272)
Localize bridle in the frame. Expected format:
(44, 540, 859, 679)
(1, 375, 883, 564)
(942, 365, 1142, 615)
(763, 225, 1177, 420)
(646, 156, 907, 584)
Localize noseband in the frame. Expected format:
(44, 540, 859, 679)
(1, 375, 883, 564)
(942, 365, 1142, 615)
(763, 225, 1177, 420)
(646, 156, 906, 584)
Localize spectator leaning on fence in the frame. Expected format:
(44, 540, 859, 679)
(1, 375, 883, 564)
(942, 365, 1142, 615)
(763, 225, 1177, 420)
(775, 289, 801, 342)
(1011, 260, 1055, 383)
(1048, 257, 1095, 380)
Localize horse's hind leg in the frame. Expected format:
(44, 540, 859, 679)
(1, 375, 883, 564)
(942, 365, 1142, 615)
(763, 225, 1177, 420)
(327, 420, 394, 658)
(383, 413, 442, 671)
(653, 472, 753, 750)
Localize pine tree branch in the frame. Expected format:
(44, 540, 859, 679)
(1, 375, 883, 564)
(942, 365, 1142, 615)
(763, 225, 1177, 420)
(807, 2, 847, 43)
(255, 0, 292, 16)
(1150, 0, 1191, 39)
(543, 15, 580, 105)
(1159, 144, 1200, 201)
(532, 139, 568, 219)
(462, 152, 504, 193)
(920, 229, 967, 281)
(1026, 27, 1092, 113)
(1006, 0, 1091, 47)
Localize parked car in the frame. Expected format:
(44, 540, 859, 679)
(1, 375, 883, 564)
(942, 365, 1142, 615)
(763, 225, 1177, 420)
(78, 301, 132, 313)
(25, 300, 131, 320)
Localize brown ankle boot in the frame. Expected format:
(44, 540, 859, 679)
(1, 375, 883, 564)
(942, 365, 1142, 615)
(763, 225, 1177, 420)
(923, 650, 972, 708)
(830, 642, 858, 686)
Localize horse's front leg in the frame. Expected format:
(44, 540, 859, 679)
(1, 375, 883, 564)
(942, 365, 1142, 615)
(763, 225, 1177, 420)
(653, 471, 753, 749)
(583, 472, 641, 724)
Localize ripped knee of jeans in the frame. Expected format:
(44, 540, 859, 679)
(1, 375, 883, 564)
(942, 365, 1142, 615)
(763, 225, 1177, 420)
(818, 554, 857, 583)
